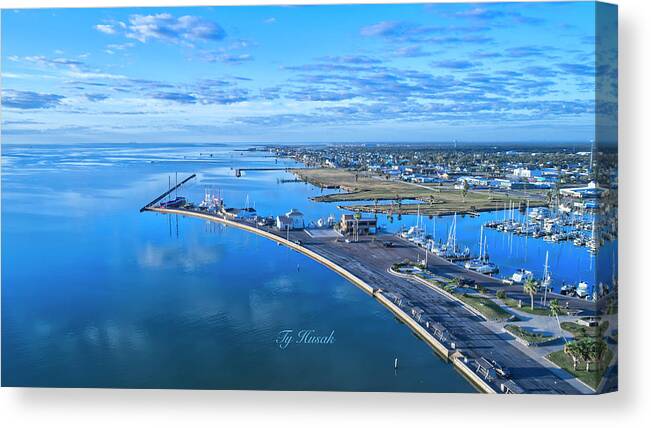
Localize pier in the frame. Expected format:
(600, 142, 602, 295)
(139, 174, 196, 212)
(142, 203, 599, 394)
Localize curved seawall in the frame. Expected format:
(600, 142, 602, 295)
(147, 207, 495, 393)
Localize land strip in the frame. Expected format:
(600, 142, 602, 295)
(291, 168, 547, 215)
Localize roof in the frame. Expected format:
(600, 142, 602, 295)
(286, 208, 304, 217)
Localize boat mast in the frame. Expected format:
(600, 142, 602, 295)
(542, 250, 550, 305)
(478, 225, 484, 260)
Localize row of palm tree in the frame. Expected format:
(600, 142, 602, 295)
(563, 338, 609, 372)
(515, 280, 609, 375)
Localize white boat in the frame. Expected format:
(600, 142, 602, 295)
(475, 262, 499, 274)
(586, 217, 599, 254)
(560, 283, 576, 296)
(511, 269, 534, 283)
(464, 226, 499, 274)
(573, 236, 586, 246)
(586, 239, 599, 254)
(575, 281, 590, 298)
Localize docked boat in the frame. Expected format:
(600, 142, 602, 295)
(575, 281, 590, 298)
(160, 196, 187, 208)
(472, 261, 499, 274)
(540, 251, 552, 305)
(464, 226, 499, 274)
(511, 269, 533, 284)
(586, 238, 599, 254)
(560, 283, 576, 296)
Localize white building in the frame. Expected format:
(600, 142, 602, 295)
(513, 168, 542, 178)
(276, 208, 304, 230)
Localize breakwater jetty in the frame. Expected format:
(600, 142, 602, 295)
(140, 173, 196, 212)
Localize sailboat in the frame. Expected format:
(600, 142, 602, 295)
(464, 226, 499, 274)
(401, 204, 426, 244)
(586, 217, 599, 255)
(540, 251, 552, 305)
(438, 213, 471, 261)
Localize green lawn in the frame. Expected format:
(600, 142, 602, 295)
(500, 296, 553, 316)
(415, 275, 514, 321)
(504, 324, 555, 345)
(547, 349, 613, 390)
(561, 320, 610, 339)
(457, 293, 513, 321)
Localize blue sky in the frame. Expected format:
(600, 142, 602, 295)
(1, 2, 604, 144)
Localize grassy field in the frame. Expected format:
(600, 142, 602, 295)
(500, 295, 555, 316)
(457, 293, 514, 321)
(292, 168, 546, 215)
(561, 320, 610, 339)
(504, 324, 555, 345)
(547, 349, 613, 390)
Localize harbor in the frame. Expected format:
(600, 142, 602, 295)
(2, 142, 617, 393)
(142, 167, 615, 393)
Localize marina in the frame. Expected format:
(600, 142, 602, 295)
(2, 142, 617, 393)
(140, 157, 614, 393)
(0, 1, 619, 400)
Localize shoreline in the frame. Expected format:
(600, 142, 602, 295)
(146, 206, 497, 393)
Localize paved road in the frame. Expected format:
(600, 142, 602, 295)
(287, 230, 582, 394)
(153, 208, 589, 394)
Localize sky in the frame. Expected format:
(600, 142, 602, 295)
(1, 2, 609, 144)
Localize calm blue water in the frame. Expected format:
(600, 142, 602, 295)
(1, 143, 474, 392)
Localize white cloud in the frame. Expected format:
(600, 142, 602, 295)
(95, 24, 116, 35)
(65, 70, 127, 80)
(125, 13, 225, 45)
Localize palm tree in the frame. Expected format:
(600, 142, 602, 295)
(549, 299, 568, 343)
(523, 278, 538, 310)
(449, 277, 461, 289)
(577, 338, 594, 371)
(564, 341, 580, 370)
(461, 180, 469, 202)
(588, 339, 608, 372)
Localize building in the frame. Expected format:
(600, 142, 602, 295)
(560, 181, 604, 199)
(513, 168, 542, 178)
(339, 214, 377, 236)
(276, 208, 305, 230)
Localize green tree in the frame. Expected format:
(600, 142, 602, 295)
(523, 278, 538, 310)
(549, 299, 568, 344)
(577, 338, 594, 371)
(587, 339, 608, 372)
(564, 341, 581, 371)
(461, 180, 469, 202)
